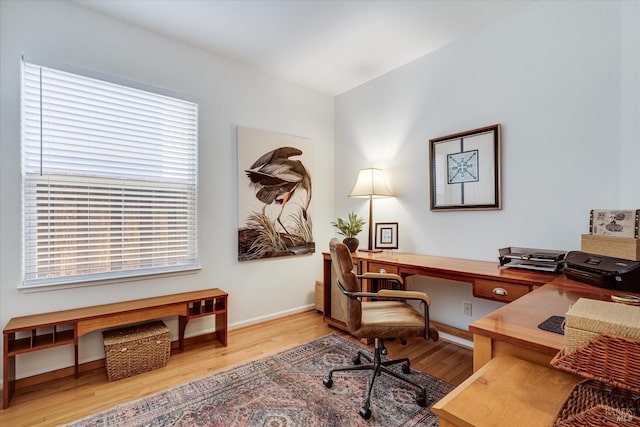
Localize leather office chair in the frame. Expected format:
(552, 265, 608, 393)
(323, 238, 439, 420)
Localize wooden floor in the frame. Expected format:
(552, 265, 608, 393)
(0, 310, 472, 426)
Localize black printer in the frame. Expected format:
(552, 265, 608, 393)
(564, 251, 640, 292)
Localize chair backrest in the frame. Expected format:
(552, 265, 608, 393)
(329, 238, 362, 332)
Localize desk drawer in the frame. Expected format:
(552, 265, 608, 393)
(473, 279, 530, 303)
(366, 262, 398, 275)
(365, 262, 401, 291)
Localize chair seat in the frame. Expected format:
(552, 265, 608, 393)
(356, 300, 425, 339)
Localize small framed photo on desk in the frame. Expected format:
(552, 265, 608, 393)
(375, 222, 398, 250)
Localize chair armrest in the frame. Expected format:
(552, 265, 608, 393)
(377, 289, 431, 306)
(340, 287, 431, 306)
(358, 272, 404, 285)
(378, 289, 435, 341)
(339, 289, 380, 299)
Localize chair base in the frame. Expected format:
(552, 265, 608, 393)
(322, 338, 428, 420)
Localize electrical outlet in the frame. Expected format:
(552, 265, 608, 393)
(463, 301, 472, 316)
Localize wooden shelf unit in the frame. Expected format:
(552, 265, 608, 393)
(3, 288, 228, 409)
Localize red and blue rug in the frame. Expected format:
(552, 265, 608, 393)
(66, 333, 453, 426)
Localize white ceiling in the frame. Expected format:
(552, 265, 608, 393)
(74, 0, 533, 96)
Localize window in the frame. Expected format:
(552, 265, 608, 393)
(21, 59, 198, 288)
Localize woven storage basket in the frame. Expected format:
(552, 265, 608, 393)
(103, 321, 171, 381)
(553, 380, 640, 426)
(564, 298, 640, 354)
(551, 334, 640, 394)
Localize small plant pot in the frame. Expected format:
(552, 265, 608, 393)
(343, 237, 359, 253)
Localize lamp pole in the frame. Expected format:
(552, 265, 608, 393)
(368, 194, 374, 251)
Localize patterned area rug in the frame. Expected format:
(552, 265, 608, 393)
(65, 334, 453, 426)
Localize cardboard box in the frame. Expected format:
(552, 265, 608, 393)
(581, 234, 640, 261)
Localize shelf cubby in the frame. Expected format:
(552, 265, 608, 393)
(7, 325, 75, 356)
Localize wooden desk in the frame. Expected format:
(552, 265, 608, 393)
(322, 250, 640, 371)
(432, 355, 580, 427)
(469, 277, 640, 371)
(322, 250, 639, 424)
(322, 251, 556, 331)
(2, 288, 228, 409)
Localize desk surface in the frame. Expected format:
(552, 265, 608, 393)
(325, 251, 556, 285)
(469, 276, 640, 358)
(322, 251, 557, 334)
(323, 250, 640, 360)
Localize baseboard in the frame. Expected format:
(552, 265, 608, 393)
(431, 321, 473, 341)
(6, 333, 223, 392)
(4, 306, 316, 392)
(12, 359, 106, 391)
(437, 332, 473, 350)
(7, 305, 457, 392)
(431, 321, 473, 349)
(228, 304, 315, 330)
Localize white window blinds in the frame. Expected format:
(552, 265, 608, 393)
(21, 60, 198, 288)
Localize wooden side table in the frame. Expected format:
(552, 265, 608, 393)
(432, 355, 580, 427)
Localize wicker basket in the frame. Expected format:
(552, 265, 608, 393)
(551, 334, 640, 426)
(103, 321, 171, 381)
(563, 298, 640, 354)
(554, 380, 640, 426)
(551, 334, 640, 394)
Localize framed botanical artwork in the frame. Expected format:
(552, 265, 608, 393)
(429, 124, 501, 211)
(375, 222, 398, 250)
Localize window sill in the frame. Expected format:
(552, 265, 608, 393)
(18, 267, 202, 293)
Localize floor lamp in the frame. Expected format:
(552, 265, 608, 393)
(348, 168, 394, 252)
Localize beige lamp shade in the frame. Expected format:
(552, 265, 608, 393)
(349, 168, 393, 198)
(348, 168, 393, 251)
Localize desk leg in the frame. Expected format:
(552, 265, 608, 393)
(74, 340, 79, 379)
(178, 316, 188, 351)
(3, 333, 15, 409)
(3, 354, 15, 409)
(322, 257, 332, 322)
(473, 334, 493, 372)
(215, 311, 227, 347)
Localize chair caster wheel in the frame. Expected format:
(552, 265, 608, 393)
(402, 364, 411, 374)
(323, 377, 333, 388)
(352, 356, 361, 365)
(416, 395, 427, 407)
(359, 406, 371, 420)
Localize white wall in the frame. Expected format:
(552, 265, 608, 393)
(335, 0, 639, 336)
(0, 0, 334, 381)
(620, 0, 640, 206)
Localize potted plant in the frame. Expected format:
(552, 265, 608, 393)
(331, 212, 366, 252)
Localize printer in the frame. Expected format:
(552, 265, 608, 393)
(564, 251, 640, 292)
